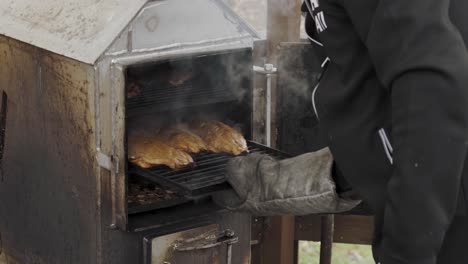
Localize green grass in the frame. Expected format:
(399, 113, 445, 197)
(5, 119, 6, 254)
(299, 241, 375, 264)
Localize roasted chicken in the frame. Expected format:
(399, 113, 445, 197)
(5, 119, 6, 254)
(191, 121, 248, 155)
(162, 128, 207, 153)
(128, 134, 194, 169)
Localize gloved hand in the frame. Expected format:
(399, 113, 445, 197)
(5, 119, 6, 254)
(213, 148, 361, 216)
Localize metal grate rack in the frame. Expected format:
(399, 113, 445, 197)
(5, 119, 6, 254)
(126, 76, 240, 118)
(128, 141, 291, 197)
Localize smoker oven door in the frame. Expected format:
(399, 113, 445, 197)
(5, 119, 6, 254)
(143, 224, 241, 264)
(118, 48, 291, 232)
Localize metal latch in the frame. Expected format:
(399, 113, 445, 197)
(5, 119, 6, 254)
(253, 64, 277, 147)
(174, 229, 239, 264)
(96, 149, 112, 171)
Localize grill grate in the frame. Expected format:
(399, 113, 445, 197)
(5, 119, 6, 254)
(128, 141, 291, 197)
(126, 80, 239, 118)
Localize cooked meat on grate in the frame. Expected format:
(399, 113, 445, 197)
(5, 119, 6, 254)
(191, 121, 248, 155)
(128, 183, 179, 204)
(161, 128, 207, 153)
(128, 135, 194, 169)
(126, 80, 141, 98)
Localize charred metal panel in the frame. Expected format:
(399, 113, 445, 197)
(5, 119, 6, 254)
(94, 56, 142, 264)
(277, 42, 327, 155)
(0, 35, 97, 264)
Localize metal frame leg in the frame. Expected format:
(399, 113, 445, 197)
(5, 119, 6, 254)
(319, 215, 335, 264)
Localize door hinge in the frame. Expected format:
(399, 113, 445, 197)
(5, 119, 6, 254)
(96, 149, 112, 171)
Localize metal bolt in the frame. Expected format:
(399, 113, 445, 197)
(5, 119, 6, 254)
(224, 229, 235, 238)
(264, 64, 274, 72)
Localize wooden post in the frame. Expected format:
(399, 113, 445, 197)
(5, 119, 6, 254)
(266, 0, 301, 147)
(319, 215, 335, 264)
(261, 216, 296, 264)
(260, 1, 302, 264)
(266, 0, 302, 62)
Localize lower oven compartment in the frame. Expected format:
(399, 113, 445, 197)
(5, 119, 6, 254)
(123, 49, 291, 231)
(143, 224, 238, 264)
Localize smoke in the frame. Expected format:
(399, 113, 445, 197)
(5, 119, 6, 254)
(126, 49, 252, 136)
(216, 51, 249, 103)
(273, 43, 324, 117)
(269, 0, 300, 16)
(280, 45, 321, 96)
(225, 0, 267, 37)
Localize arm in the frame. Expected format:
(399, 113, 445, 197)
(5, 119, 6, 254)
(342, 0, 468, 262)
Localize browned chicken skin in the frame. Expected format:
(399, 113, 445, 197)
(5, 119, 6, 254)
(191, 121, 248, 155)
(161, 128, 207, 153)
(128, 135, 194, 169)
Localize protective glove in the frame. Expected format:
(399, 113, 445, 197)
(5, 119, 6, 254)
(213, 148, 361, 216)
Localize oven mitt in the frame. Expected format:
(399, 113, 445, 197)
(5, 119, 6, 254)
(212, 148, 361, 216)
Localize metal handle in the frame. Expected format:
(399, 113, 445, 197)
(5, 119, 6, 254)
(174, 229, 238, 264)
(224, 230, 237, 264)
(174, 229, 238, 251)
(253, 64, 277, 147)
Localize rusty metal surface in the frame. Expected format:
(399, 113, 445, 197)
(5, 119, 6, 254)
(219, 213, 251, 264)
(0, 35, 98, 263)
(150, 224, 221, 264)
(142, 212, 250, 264)
(0, 3, 257, 262)
(0, 0, 147, 64)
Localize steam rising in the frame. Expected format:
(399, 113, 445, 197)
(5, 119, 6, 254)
(277, 45, 322, 104)
(126, 50, 252, 137)
(269, 0, 300, 16)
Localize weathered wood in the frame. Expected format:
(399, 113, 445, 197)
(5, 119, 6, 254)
(266, 0, 302, 148)
(295, 215, 375, 245)
(261, 1, 302, 263)
(261, 216, 296, 264)
(319, 215, 334, 264)
(266, 0, 302, 62)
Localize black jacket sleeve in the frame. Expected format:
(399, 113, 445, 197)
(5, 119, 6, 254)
(342, 0, 468, 263)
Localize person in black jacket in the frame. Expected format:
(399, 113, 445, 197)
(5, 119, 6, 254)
(302, 0, 468, 263)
